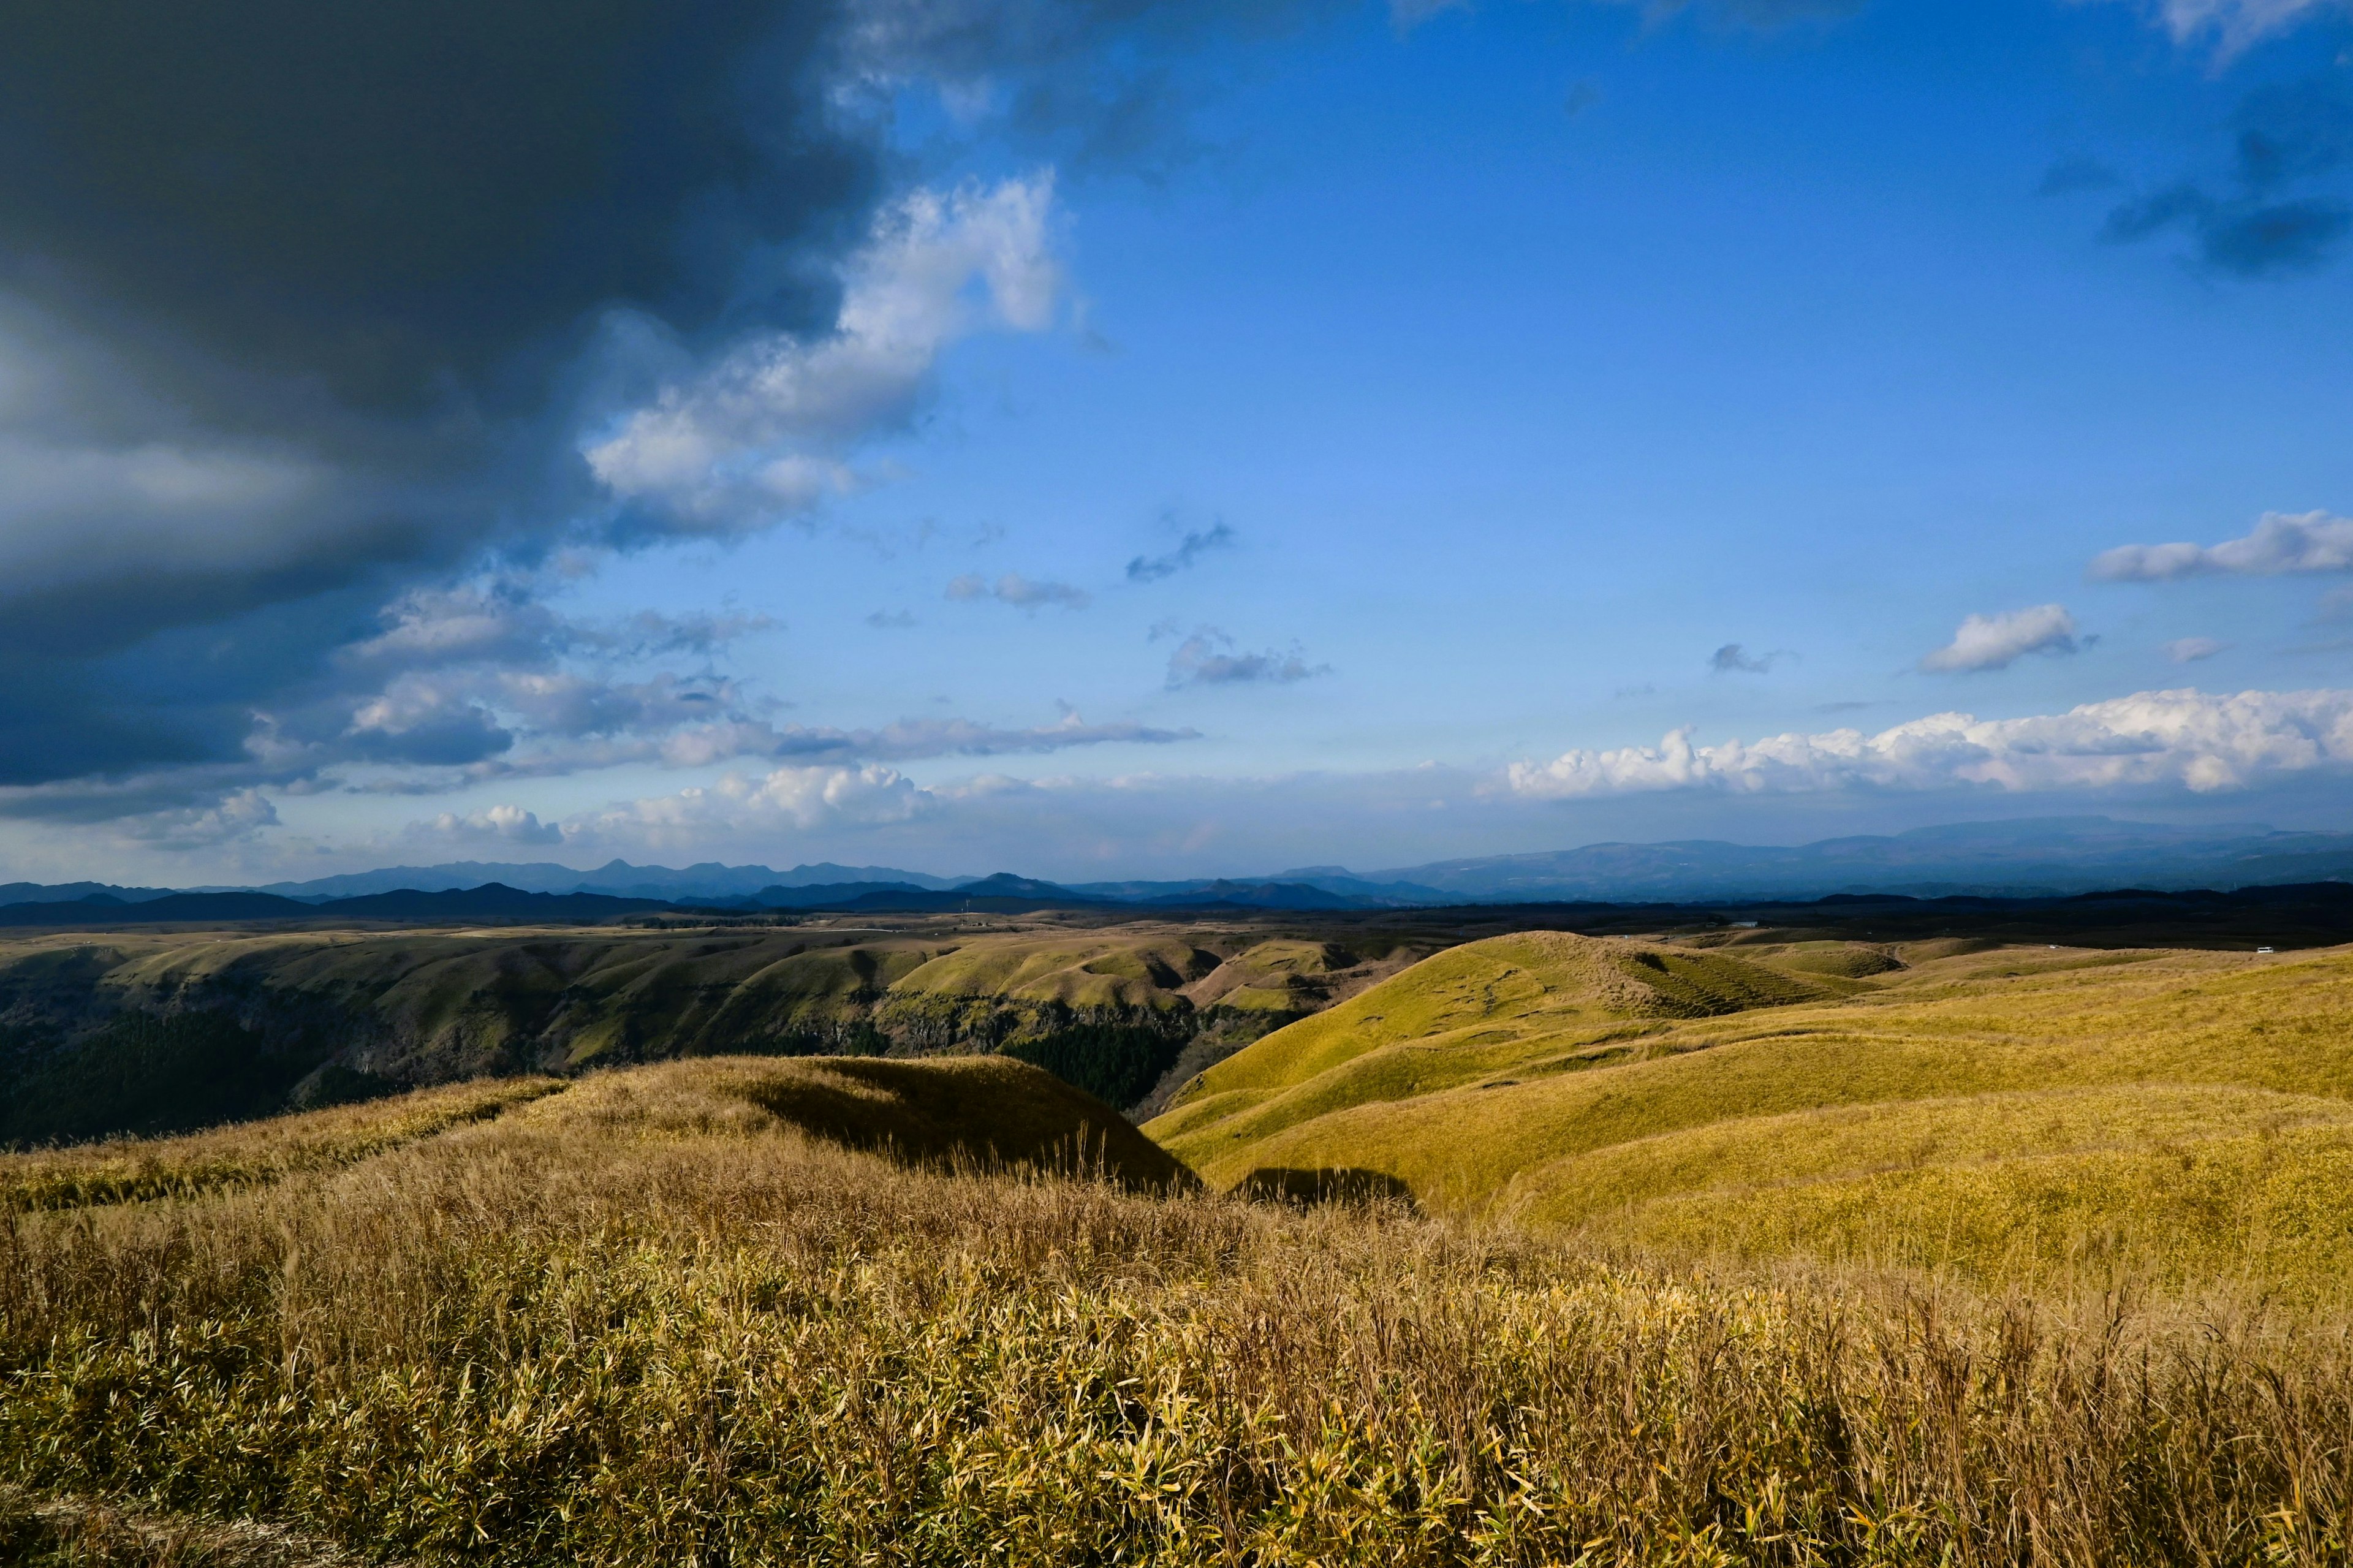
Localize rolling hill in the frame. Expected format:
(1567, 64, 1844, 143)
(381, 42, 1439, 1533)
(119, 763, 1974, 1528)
(6, 985, 2348, 1562)
(1146, 929, 2353, 1293)
(0, 920, 1441, 1145)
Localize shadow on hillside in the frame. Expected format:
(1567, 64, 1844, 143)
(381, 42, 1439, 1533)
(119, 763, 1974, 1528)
(1235, 1165, 1416, 1210)
(731, 1056, 1198, 1192)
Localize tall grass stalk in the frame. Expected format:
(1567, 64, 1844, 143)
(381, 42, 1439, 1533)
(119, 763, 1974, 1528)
(2, 1070, 2349, 1565)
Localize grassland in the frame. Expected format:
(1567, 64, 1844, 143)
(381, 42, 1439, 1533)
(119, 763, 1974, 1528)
(0, 919, 1442, 1145)
(7, 1057, 2353, 1564)
(0, 1075, 564, 1213)
(1147, 930, 2353, 1296)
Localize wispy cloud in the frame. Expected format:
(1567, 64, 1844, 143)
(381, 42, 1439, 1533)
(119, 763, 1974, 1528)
(1709, 643, 1788, 675)
(1163, 627, 1328, 688)
(945, 572, 1092, 610)
(581, 764, 936, 844)
(2165, 637, 2230, 663)
(2132, 0, 2348, 54)
(1126, 521, 1235, 582)
(2088, 80, 2353, 277)
(2093, 511, 2353, 580)
(1920, 605, 2080, 673)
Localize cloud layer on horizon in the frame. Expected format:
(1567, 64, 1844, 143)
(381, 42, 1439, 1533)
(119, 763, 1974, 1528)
(1505, 686, 2353, 801)
(468, 683, 2353, 863)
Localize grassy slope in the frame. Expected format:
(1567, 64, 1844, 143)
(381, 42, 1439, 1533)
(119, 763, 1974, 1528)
(1147, 934, 2353, 1290)
(4, 1050, 2347, 1564)
(0, 925, 1447, 1142)
(1149, 931, 1829, 1183)
(0, 1053, 1191, 1209)
(538, 1055, 1195, 1189)
(1, 926, 1425, 1069)
(0, 1077, 566, 1211)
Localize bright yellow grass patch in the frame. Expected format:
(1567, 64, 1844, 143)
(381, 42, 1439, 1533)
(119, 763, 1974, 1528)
(1147, 937, 2353, 1290)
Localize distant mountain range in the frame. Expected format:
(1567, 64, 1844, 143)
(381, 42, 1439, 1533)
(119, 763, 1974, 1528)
(229, 859, 964, 901)
(1340, 817, 2353, 903)
(0, 884, 681, 928)
(4, 817, 2351, 926)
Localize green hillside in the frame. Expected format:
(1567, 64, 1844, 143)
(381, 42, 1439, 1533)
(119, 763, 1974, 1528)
(0, 922, 1436, 1144)
(1148, 933, 2353, 1292)
(1148, 931, 1828, 1188)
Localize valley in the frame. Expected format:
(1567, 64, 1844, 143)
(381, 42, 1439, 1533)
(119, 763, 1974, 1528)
(0, 912, 1467, 1145)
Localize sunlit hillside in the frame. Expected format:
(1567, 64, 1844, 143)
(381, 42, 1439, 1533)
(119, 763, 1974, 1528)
(1148, 932, 2353, 1294)
(7, 1051, 2350, 1564)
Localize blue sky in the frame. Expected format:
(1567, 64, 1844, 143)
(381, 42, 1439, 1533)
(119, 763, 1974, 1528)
(2, 0, 2351, 883)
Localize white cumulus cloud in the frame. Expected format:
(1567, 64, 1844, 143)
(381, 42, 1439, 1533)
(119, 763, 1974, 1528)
(2091, 511, 2353, 581)
(578, 763, 935, 848)
(1504, 686, 2353, 800)
(586, 175, 1062, 531)
(431, 805, 564, 845)
(1920, 605, 2080, 673)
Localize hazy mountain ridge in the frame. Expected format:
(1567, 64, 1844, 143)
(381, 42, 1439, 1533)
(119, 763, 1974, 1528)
(7, 819, 2352, 918)
(0, 884, 681, 928)
(223, 859, 963, 901)
(1352, 819, 2353, 901)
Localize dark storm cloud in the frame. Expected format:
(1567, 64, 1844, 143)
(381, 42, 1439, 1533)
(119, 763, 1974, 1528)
(2093, 78, 2353, 278)
(0, 0, 1361, 838)
(0, 0, 895, 814)
(0, 0, 868, 408)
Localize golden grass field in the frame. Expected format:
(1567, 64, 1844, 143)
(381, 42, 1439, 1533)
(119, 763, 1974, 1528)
(6, 930, 2353, 1562)
(1148, 931, 2353, 1297)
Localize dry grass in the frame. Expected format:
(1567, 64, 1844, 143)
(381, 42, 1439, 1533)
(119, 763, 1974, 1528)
(0, 1077, 566, 1212)
(0, 1484, 385, 1567)
(5, 1057, 2353, 1564)
(1149, 942, 2353, 1267)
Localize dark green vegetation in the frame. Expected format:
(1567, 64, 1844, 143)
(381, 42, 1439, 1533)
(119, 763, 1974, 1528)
(0, 917, 1454, 1145)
